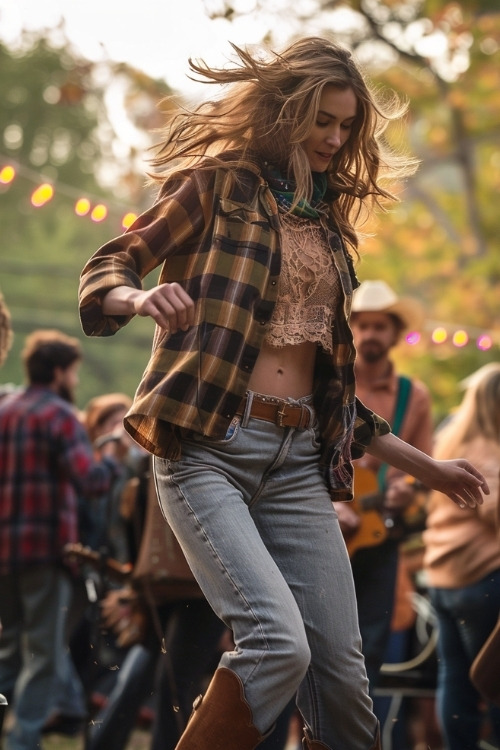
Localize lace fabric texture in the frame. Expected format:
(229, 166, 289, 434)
(265, 212, 340, 354)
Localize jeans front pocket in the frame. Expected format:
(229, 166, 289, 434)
(189, 415, 242, 446)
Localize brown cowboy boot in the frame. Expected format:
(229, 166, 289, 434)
(302, 722, 381, 749)
(174, 666, 269, 750)
(302, 730, 330, 749)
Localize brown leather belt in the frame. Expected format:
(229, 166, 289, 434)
(236, 395, 312, 430)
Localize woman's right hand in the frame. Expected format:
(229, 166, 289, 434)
(103, 283, 195, 333)
(133, 283, 195, 333)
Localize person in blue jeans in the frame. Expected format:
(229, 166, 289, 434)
(0, 330, 124, 750)
(79, 36, 488, 750)
(88, 598, 226, 750)
(424, 363, 500, 750)
(0, 289, 13, 720)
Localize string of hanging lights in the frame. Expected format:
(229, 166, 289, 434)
(1, 158, 498, 352)
(0, 160, 137, 230)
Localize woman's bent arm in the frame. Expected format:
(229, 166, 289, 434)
(102, 284, 195, 334)
(366, 431, 489, 509)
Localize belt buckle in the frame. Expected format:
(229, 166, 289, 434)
(276, 403, 287, 427)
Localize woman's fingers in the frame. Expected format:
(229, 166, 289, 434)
(447, 461, 489, 509)
(434, 459, 489, 509)
(136, 283, 195, 332)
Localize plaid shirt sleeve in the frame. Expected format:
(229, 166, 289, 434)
(78, 162, 390, 501)
(54, 410, 121, 496)
(79, 170, 212, 337)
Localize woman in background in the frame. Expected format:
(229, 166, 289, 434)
(424, 363, 500, 750)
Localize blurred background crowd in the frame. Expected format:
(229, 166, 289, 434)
(1, 1, 500, 749)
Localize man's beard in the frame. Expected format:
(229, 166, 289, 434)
(357, 341, 388, 364)
(57, 383, 75, 404)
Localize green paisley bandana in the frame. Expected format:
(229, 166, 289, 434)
(264, 164, 328, 219)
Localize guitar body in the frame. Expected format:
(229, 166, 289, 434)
(345, 465, 388, 558)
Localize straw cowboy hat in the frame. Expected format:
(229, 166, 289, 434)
(351, 280, 424, 333)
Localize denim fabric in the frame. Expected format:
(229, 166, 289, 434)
(0, 565, 73, 750)
(351, 539, 399, 691)
(429, 569, 500, 750)
(153, 395, 378, 750)
(88, 599, 226, 750)
(150, 599, 227, 750)
(88, 643, 156, 750)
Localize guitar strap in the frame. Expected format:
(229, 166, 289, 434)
(377, 375, 412, 492)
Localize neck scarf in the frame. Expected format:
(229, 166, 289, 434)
(264, 165, 328, 219)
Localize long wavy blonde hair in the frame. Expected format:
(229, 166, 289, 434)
(150, 36, 418, 251)
(434, 363, 500, 460)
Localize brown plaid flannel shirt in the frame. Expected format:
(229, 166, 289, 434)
(79, 159, 389, 500)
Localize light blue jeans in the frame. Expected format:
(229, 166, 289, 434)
(153, 395, 378, 750)
(429, 569, 500, 750)
(0, 564, 75, 750)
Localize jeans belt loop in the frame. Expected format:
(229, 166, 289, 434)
(297, 404, 308, 430)
(241, 391, 254, 428)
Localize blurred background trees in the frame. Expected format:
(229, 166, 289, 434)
(0, 28, 172, 403)
(1, 1, 499, 422)
(204, 0, 500, 419)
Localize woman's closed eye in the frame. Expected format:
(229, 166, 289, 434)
(316, 119, 354, 131)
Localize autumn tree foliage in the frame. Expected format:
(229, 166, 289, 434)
(0, 30, 173, 404)
(205, 0, 500, 417)
(1, 5, 499, 418)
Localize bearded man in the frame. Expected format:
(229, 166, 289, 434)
(335, 281, 433, 692)
(0, 329, 123, 750)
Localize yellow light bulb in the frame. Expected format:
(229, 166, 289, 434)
(31, 183, 54, 207)
(75, 198, 91, 216)
(452, 330, 469, 347)
(122, 212, 137, 230)
(431, 327, 447, 344)
(0, 165, 16, 184)
(91, 204, 108, 222)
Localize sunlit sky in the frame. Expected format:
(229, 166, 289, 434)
(0, 0, 317, 97)
(0, 0, 339, 174)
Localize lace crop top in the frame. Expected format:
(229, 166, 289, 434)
(264, 211, 341, 354)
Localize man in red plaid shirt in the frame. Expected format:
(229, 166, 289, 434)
(0, 329, 124, 750)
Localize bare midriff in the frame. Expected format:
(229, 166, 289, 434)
(247, 340, 317, 399)
(246, 211, 340, 401)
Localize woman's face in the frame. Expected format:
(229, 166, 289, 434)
(302, 84, 357, 172)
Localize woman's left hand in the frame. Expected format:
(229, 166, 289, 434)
(425, 458, 489, 509)
(366, 432, 489, 510)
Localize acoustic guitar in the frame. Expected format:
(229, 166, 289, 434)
(345, 465, 388, 557)
(345, 465, 428, 558)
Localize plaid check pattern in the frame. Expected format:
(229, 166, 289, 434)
(0, 386, 119, 573)
(79, 160, 389, 499)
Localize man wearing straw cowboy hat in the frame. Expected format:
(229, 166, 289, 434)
(334, 279, 433, 695)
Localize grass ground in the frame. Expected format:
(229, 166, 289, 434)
(42, 729, 151, 750)
(1, 710, 151, 750)
(4, 716, 303, 750)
